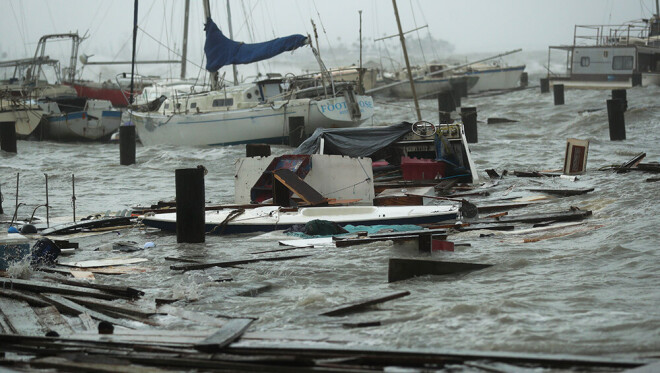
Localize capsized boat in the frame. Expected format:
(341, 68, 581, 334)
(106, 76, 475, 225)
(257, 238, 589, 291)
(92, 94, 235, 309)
(141, 204, 459, 235)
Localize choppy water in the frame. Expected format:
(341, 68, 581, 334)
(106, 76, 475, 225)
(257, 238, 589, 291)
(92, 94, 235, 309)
(1, 75, 659, 359)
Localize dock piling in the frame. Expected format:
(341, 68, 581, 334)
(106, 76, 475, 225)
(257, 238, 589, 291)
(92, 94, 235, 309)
(437, 92, 455, 124)
(611, 89, 627, 112)
(176, 167, 206, 243)
(540, 78, 549, 93)
(607, 99, 626, 141)
(119, 125, 136, 165)
(553, 84, 565, 105)
(0, 122, 17, 153)
(460, 107, 478, 143)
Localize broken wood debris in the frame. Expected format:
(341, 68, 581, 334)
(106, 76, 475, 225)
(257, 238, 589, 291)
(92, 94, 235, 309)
(40, 216, 134, 236)
(527, 187, 595, 196)
(169, 254, 311, 271)
(468, 208, 592, 225)
(0, 278, 132, 301)
(388, 258, 492, 283)
(195, 318, 254, 352)
(320, 291, 411, 316)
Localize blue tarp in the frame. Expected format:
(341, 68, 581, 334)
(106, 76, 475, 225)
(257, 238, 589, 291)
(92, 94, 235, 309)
(204, 18, 308, 72)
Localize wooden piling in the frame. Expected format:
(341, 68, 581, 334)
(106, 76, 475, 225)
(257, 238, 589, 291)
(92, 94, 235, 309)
(520, 72, 528, 87)
(246, 144, 271, 157)
(437, 92, 455, 124)
(632, 72, 642, 87)
(607, 99, 626, 141)
(175, 167, 205, 243)
(418, 233, 431, 253)
(611, 89, 627, 112)
(460, 107, 478, 143)
(0, 121, 17, 153)
(553, 84, 564, 105)
(288, 117, 305, 147)
(540, 78, 549, 93)
(119, 125, 136, 165)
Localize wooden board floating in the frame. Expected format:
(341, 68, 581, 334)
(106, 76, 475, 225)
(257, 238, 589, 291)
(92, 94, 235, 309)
(170, 254, 311, 271)
(527, 187, 594, 196)
(58, 258, 149, 268)
(388, 258, 492, 283)
(320, 291, 411, 316)
(195, 318, 254, 352)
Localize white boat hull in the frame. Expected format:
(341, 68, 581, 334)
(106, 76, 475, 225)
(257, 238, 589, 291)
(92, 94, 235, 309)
(43, 110, 121, 141)
(131, 95, 374, 147)
(141, 205, 459, 235)
(466, 65, 526, 93)
(0, 100, 43, 136)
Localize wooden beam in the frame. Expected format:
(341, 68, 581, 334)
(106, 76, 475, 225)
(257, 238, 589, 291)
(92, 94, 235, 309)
(170, 255, 311, 271)
(42, 294, 137, 329)
(388, 258, 492, 283)
(273, 169, 329, 206)
(195, 318, 254, 352)
(320, 291, 411, 316)
(0, 278, 123, 300)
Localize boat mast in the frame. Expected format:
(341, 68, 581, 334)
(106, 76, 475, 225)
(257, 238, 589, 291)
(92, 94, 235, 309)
(180, 0, 190, 79)
(392, 0, 421, 121)
(227, 0, 238, 85)
(203, 0, 219, 90)
(129, 0, 138, 104)
(358, 10, 363, 94)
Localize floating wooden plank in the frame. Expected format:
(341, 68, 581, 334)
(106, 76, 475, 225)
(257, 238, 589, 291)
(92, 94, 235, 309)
(58, 258, 149, 268)
(195, 318, 254, 352)
(456, 224, 516, 232)
(33, 305, 74, 336)
(0, 298, 49, 336)
(169, 254, 311, 271)
(40, 216, 134, 236)
(334, 229, 448, 248)
(320, 291, 410, 316)
(468, 209, 592, 225)
(618, 152, 646, 173)
(42, 294, 137, 329)
(78, 312, 96, 331)
(388, 258, 492, 283)
(49, 277, 144, 299)
(513, 171, 560, 178)
(63, 296, 156, 319)
(30, 356, 169, 373)
(0, 289, 52, 307)
(527, 187, 594, 196)
(0, 278, 125, 300)
(563, 138, 590, 175)
(273, 169, 329, 206)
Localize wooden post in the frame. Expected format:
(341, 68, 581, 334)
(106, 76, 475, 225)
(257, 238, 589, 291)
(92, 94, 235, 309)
(553, 84, 564, 105)
(520, 72, 528, 87)
(437, 92, 454, 124)
(607, 99, 626, 141)
(451, 88, 461, 108)
(119, 125, 136, 165)
(540, 78, 549, 93)
(246, 144, 271, 157)
(175, 168, 205, 243)
(288, 117, 305, 147)
(611, 89, 627, 112)
(632, 72, 642, 87)
(418, 233, 431, 253)
(460, 107, 478, 143)
(0, 122, 17, 153)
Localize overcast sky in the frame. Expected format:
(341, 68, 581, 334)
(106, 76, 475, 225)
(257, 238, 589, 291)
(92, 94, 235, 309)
(1, 0, 657, 80)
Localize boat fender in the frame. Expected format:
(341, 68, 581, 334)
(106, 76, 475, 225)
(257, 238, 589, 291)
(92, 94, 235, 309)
(20, 224, 38, 234)
(143, 241, 156, 249)
(8, 226, 19, 233)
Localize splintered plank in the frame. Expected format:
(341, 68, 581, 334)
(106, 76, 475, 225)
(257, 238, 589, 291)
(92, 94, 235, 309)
(273, 168, 329, 206)
(0, 289, 53, 307)
(0, 278, 122, 300)
(527, 187, 595, 196)
(33, 306, 74, 336)
(320, 291, 411, 316)
(388, 258, 492, 283)
(62, 296, 156, 319)
(58, 258, 148, 268)
(0, 297, 49, 336)
(169, 254, 311, 271)
(195, 318, 254, 352)
(50, 277, 144, 299)
(42, 294, 137, 329)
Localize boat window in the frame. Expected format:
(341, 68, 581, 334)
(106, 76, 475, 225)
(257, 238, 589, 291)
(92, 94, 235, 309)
(246, 93, 252, 99)
(212, 98, 234, 107)
(580, 57, 590, 67)
(612, 56, 634, 70)
(190, 102, 197, 109)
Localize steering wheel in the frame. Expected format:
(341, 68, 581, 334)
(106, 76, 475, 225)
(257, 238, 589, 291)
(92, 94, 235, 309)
(411, 120, 438, 138)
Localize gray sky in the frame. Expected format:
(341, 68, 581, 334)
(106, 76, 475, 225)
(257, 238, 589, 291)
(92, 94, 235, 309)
(1, 0, 656, 80)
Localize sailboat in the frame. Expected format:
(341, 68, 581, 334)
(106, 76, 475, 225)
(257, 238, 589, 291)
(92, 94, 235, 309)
(130, 4, 374, 147)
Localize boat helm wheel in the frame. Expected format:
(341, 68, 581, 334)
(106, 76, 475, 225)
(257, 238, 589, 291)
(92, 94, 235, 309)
(411, 120, 437, 138)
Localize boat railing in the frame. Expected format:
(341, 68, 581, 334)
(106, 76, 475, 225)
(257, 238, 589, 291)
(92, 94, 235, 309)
(572, 21, 652, 47)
